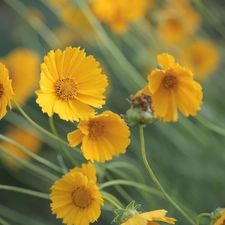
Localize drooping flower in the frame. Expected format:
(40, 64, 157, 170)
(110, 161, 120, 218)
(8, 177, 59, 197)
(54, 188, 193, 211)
(147, 53, 203, 122)
(0, 126, 42, 169)
(36, 47, 108, 122)
(211, 208, 225, 225)
(50, 168, 104, 225)
(113, 201, 176, 225)
(1, 48, 40, 106)
(179, 38, 219, 79)
(91, 0, 149, 33)
(0, 62, 14, 120)
(67, 110, 130, 162)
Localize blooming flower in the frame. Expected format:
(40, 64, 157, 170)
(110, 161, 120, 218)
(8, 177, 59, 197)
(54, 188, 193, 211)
(0, 126, 42, 169)
(0, 62, 14, 120)
(179, 38, 219, 79)
(67, 110, 130, 162)
(50, 166, 104, 225)
(122, 210, 176, 225)
(1, 48, 40, 106)
(147, 53, 203, 122)
(36, 47, 108, 122)
(91, 0, 149, 33)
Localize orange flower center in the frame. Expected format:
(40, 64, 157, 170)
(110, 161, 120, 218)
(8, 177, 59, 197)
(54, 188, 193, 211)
(0, 83, 3, 98)
(55, 77, 77, 100)
(88, 120, 105, 139)
(162, 75, 177, 90)
(71, 186, 93, 209)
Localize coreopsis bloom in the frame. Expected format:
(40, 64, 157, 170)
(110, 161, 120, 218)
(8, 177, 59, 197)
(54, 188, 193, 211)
(1, 48, 40, 106)
(0, 62, 14, 120)
(50, 165, 104, 225)
(91, 0, 149, 33)
(0, 126, 42, 169)
(36, 47, 108, 122)
(211, 208, 225, 225)
(113, 201, 176, 225)
(179, 38, 219, 79)
(147, 53, 203, 122)
(67, 110, 130, 162)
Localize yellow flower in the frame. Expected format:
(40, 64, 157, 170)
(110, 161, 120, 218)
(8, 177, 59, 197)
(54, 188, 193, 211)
(0, 62, 14, 120)
(211, 208, 225, 225)
(50, 170, 104, 225)
(0, 126, 42, 169)
(147, 53, 203, 122)
(36, 47, 108, 122)
(179, 38, 219, 79)
(1, 48, 40, 106)
(122, 210, 176, 225)
(67, 110, 130, 162)
(91, 0, 149, 33)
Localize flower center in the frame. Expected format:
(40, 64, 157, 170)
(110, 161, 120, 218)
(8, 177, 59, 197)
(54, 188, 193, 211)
(71, 186, 93, 209)
(0, 83, 4, 98)
(88, 120, 105, 139)
(55, 77, 77, 100)
(162, 75, 177, 90)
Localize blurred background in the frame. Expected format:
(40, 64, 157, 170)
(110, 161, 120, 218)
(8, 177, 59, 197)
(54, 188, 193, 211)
(0, 0, 225, 224)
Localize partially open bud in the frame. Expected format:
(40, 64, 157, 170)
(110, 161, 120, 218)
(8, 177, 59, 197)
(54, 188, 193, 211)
(210, 208, 225, 225)
(126, 93, 154, 125)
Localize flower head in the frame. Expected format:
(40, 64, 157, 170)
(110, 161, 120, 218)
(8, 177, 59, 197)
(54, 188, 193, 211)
(179, 38, 219, 79)
(0, 126, 42, 169)
(50, 168, 104, 225)
(113, 201, 176, 225)
(147, 53, 203, 122)
(67, 110, 130, 162)
(36, 47, 108, 122)
(1, 48, 40, 106)
(91, 0, 149, 33)
(0, 62, 14, 120)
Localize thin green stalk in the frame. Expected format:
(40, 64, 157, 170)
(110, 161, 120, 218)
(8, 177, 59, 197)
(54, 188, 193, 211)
(195, 114, 225, 136)
(0, 134, 63, 174)
(0, 146, 59, 181)
(0, 218, 10, 225)
(11, 99, 71, 148)
(139, 124, 195, 225)
(0, 185, 49, 200)
(3, 0, 61, 49)
(100, 191, 123, 209)
(196, 213, 211, 225)
(49, 117, 78, 166)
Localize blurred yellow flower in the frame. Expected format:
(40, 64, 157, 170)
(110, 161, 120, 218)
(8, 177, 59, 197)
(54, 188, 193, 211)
(91, 0, 149, 33)
(147, 53, 203, 122)
(50, 170, 104, 225)
(179, 38, 219, 79)
(1, 48, 40, 106)
(122, 209, 176, 225)
(67, 110, 130, 162)
(157, 1, 200, 44)
(0, 62, 14, 120)
(0, 126, 42, 169)
(36, 46, 108, 122)
(70, 161, 97, 183)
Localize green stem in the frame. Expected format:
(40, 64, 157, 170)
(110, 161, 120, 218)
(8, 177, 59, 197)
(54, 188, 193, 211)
(196, 213, 211, 225)
(139, 125, 195, 225)
(0, 145, 59, 181)
(0, 134, 63, 174)
(3, 0, 61, 48)
(100, 191, 123, 209)
(195, 114, 225, 136)
(0, 185, 49, 200)
(0, 218, 10, 225)
(49, 117, 78, 166)
(11, 99, 70, 148)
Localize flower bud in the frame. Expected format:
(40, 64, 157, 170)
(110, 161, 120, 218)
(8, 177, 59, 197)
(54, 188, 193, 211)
(210, 208, 225, 225)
